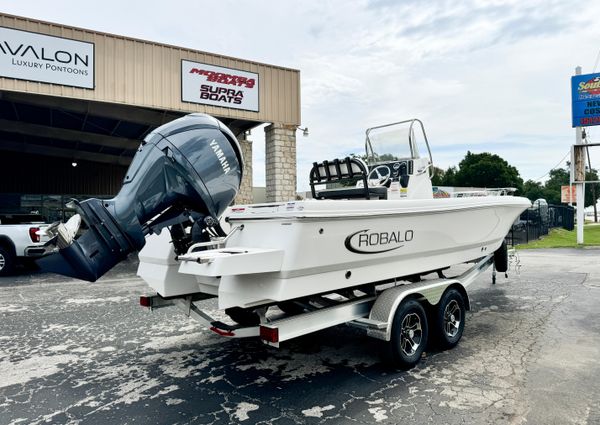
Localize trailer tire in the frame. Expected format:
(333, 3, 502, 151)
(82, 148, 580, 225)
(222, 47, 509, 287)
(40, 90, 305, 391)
(225, 307, 260, 326)
(494, 241, 508, 273)
(0, 245, 15, 277)
(434, 288, 465, 350)
(383, 299, 428, 370)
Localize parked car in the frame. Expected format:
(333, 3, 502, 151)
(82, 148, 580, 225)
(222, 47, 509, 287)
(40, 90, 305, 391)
(0, 214, 49, 276)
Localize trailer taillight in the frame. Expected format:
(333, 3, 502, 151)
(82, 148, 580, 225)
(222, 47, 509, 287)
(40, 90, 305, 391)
(259, 326, 279, 343)
(139, 296, 152, 307)
(29, 227, 40, 243)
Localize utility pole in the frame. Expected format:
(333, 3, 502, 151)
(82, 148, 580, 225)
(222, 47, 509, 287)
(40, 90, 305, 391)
(575, 66, 585, 244)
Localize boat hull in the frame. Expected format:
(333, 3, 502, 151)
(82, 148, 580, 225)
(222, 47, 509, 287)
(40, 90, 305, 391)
(136, 197, 530, 309)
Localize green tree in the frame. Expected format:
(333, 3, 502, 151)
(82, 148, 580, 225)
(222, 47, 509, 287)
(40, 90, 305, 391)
(522, 180, 544, 202)
(541, 168, 569, 204)
(453, 151, 523, 192)
(431, 166, 446, 186)
(431, 166, 457, 186)
(443, 166, 457, 186)
(584, 169, 599, 209)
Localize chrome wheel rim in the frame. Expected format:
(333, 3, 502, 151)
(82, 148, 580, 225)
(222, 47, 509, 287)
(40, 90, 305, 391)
(0, 253, 5, 270)
(443, 300, 461, 338)
(400, 312, 423, 356)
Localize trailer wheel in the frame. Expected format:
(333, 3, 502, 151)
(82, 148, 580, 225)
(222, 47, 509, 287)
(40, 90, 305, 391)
(225, 307, 260, 326)
(383, 299, 428, 370)
(434, 288, 465, 350)
(0, 246, 15, 277)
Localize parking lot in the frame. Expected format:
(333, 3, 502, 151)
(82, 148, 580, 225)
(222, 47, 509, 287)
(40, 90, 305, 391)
(1, 249, 600, 424)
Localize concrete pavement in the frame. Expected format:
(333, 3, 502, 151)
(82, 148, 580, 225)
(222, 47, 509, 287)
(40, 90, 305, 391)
(0, 249, 599, 424)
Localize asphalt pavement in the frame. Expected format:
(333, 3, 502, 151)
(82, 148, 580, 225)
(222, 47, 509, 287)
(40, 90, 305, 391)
(0, 249, 599, 424)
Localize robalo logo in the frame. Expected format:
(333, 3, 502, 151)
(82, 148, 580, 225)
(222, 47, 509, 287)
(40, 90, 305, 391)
(344, 229, 414, 254)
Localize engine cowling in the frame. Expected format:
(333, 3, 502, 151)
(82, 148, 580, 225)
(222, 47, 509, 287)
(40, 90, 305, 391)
(38, 113, 243, 282)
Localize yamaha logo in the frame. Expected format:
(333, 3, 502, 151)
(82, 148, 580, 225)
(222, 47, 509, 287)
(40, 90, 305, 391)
(209, 139, 231, 174)
(345, 229, 414, 254)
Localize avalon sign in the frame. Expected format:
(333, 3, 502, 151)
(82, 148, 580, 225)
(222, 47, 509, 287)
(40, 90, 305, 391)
(181, 59, 259, 112)
(0, 27, 94, 89)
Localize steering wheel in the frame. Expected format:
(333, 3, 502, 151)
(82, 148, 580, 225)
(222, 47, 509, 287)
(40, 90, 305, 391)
(368, 165, 391, 187)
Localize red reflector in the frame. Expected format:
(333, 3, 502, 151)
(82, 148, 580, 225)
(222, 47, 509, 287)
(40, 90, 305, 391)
(210, 326, 235, 337)
(29, 227, 40, 243)
(139, 296, 151, 307)
(260, 326, 279, 343)
(231, 207, 245, 212)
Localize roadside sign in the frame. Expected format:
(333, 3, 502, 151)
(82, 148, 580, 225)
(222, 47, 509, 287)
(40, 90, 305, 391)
(561, 185, 576, 203)
(572, 72, 600, 127)
(0, 27, 94, 89)
(181, 60, 259, 112)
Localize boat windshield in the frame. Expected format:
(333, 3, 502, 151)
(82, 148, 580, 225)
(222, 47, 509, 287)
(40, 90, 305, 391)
(365, 119, 431, 166)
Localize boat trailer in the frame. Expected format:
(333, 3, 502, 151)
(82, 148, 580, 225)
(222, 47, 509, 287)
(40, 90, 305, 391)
(140, 254, 498, 369)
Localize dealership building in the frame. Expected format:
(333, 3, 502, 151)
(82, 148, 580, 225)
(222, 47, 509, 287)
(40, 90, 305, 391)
(0, 13, 301, 222)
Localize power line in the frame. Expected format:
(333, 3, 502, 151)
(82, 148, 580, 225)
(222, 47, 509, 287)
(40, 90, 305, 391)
(585, 51, 600, 173)
(594, 48, 600, 72)
(534, 150, 570, 182)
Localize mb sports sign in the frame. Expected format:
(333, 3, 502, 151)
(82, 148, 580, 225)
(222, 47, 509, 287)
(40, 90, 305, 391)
(571, 72, 600, 127)
(181, 60, 259, 112)
(0, 27, 94, 89)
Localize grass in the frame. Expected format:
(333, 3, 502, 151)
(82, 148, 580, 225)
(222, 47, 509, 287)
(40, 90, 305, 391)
(517, 224, 600, 249)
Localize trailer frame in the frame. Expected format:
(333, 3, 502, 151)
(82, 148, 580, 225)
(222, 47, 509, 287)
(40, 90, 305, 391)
(140, 254, 495, 368)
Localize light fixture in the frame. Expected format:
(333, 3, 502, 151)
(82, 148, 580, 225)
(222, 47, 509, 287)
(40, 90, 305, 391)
(71, 161, 78, 167)
(297, 126, 309, 137)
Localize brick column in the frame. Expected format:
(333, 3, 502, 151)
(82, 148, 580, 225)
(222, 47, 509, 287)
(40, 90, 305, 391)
(234, 133, 253, 205)
(265, 123, 297, 202)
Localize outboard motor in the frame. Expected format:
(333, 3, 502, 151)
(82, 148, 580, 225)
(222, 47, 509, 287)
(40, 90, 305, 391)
(38, 113, 243, 282)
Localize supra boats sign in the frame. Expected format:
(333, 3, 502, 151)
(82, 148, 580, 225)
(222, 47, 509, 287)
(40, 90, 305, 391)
(181, 60, 259, 112)
(0, 27, 94, 89)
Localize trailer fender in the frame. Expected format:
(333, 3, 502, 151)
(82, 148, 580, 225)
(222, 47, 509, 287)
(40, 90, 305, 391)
(367, 279, 468, 341)
(448, 282, 471, 311)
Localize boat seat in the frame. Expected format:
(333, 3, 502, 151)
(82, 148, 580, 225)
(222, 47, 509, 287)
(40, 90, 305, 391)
(309, 157, 387, 200)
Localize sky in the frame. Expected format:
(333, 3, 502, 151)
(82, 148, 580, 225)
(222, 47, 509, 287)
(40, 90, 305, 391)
(3, 0, 600, 191)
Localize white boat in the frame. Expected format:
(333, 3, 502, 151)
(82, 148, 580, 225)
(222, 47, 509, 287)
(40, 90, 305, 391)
(40, 114, 530, 369)
(137, 119, 530, 310)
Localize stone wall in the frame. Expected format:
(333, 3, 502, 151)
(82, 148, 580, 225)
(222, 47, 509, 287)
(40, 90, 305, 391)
(265, 124, 297, 202)
(234, 134, 254, 205)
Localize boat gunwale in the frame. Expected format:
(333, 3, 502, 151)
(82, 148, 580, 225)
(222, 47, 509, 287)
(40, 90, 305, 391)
(226, 200, 529, 222)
